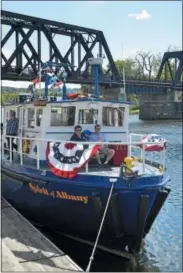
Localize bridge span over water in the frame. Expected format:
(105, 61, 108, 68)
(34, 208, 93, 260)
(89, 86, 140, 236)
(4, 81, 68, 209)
(1, 10, 183, 119)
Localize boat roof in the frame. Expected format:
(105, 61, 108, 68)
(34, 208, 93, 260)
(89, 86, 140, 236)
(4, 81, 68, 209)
(47, 98, 134, 105)
(3, 98, 134, 107)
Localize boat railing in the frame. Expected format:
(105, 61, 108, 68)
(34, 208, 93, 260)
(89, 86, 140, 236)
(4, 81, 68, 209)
(1, 134, 166, 175)
(129, 133, 166, 172)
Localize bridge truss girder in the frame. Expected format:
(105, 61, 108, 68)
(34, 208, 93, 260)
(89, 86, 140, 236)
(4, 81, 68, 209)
(156, 51, 183, 86)
(1, 10, 121, 86)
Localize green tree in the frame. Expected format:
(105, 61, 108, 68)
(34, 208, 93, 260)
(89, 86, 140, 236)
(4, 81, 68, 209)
(116, 58, 137, 77)
(1, 93, 19, 105)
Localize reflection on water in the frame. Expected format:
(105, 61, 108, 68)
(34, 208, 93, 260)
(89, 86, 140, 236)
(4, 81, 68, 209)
(44, 115, 182, 272)
(130, 115, 182, 272)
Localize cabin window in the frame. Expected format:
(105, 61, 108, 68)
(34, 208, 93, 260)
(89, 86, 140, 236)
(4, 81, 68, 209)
(36, 109, 43, 127)
(102, 107, 125, 126)
(78, 109, 98, 124)
(51, 106, 75, 126)
(27, 108, 35, 128)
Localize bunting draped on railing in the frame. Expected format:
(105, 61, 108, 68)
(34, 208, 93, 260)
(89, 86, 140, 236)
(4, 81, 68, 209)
(46, 142, 100, 178)
(138, 134, 167, 152)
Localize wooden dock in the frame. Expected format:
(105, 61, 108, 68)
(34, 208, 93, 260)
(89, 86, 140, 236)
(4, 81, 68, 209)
(1, 197, 83, 272)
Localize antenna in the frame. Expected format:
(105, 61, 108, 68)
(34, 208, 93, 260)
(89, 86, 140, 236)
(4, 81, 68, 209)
(121, 44, 127, 101)
(123, 66, 126, 94)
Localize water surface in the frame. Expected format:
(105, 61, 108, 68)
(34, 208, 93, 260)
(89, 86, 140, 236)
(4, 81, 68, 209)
(43, 116, 182, 272)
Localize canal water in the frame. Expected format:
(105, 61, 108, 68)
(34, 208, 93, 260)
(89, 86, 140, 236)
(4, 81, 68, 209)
(43, 115, 182, 272)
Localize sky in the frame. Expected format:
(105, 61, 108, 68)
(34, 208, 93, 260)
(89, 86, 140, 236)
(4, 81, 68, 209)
(2, 0, 182, 88)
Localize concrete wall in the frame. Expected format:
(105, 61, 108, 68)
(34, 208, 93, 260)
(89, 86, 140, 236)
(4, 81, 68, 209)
(139, 91, 175, 102)
(139, 90, 182, 120)
(101, 87, 120, 100)
(139, 101, 182, 120)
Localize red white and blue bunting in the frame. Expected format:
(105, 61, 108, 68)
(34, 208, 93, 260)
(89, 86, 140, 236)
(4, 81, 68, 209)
(139, 134, 167, 152)
(46, 142, 100, 178)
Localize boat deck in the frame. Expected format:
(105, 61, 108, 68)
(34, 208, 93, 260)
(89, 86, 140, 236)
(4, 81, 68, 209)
(2, 154, 162, 177)
(1, 197, 83, 272)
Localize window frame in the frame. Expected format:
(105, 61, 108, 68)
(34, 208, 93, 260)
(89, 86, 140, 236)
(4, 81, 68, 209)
(27, 108, 36, 129)
(50, 106, 76, 127)
(78, 108, 99, 125)
(102, 107, 125, 127)
(36, 108, 43, 127)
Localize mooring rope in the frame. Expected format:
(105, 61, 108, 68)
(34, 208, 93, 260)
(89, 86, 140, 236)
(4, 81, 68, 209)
(85, 179, 117, 272)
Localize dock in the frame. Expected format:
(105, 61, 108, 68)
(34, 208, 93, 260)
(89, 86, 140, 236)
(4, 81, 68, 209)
(1, 197, 83, 272)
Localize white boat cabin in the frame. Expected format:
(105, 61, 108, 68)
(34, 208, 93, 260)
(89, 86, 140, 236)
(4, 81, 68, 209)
(2, 94, 131, 162)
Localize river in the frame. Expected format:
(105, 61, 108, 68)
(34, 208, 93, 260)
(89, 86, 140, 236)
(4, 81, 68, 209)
(42, 115, 182, 272)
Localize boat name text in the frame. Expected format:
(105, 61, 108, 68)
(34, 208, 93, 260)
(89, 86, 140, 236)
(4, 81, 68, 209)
(28, 183, 88, 204)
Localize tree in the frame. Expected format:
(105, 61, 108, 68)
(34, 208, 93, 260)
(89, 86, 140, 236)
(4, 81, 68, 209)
(135, 51, 156, 80)
(1, 92, 19, 105)
(152, 52, 162, 77)
(110, 58, 137, 79)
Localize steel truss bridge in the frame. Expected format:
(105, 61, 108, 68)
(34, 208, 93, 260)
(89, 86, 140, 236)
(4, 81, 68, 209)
(1, 10, 183, 94)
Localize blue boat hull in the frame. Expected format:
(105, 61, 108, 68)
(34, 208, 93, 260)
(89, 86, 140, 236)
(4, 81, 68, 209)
(1, 164, 170, 254)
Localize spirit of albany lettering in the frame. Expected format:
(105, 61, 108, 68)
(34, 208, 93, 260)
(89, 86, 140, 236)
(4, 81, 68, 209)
(55, 191, 88, 204)
(29, 183, 49, 195)
(28, 183, 88, 204)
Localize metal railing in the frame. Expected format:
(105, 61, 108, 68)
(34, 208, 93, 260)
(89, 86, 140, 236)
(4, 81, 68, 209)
(130, 133, 166, 172)
(1, 134, 166, 175)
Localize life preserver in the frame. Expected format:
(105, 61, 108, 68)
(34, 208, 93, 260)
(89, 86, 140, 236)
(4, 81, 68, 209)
(67, 93, 96, 100)
(78, 94, 88, 98)
(22, 139, 31, 153)
(67, 93, 80, 99)
(138, 134, 167, 152)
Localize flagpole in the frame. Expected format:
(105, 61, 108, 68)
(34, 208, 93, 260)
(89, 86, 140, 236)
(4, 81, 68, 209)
(121, 44, 126, 101)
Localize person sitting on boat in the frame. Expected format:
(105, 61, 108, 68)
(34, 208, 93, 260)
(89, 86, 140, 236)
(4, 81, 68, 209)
(70, 125, 87, 142)
(6, 111, 19, 160)
(89, 124, 115, 165)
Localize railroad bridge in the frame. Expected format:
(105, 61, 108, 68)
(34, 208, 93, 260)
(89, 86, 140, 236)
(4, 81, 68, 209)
(1, 10, 183, 119)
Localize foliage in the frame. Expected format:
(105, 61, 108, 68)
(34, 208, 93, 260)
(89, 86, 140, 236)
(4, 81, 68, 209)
(0, 86, 81, 105)
(114, 44, 182, 81)
(1, 92, 19, 105)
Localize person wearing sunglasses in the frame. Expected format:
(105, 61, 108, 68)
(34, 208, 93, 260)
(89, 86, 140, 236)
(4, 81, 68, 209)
(70, 125, 87, 142)
(89, 124, 115, 165)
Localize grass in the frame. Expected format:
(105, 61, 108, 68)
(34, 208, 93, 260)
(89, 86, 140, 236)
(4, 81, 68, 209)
(129, 107, 140, 114)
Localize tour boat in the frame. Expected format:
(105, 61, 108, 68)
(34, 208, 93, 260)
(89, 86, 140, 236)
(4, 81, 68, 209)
(1, 58, 170, 259)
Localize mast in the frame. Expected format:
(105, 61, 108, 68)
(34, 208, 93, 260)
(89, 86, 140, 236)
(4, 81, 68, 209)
(123, 66, 126, 94)
(121, 44, 127, 101)
(88, 57, 103, 98)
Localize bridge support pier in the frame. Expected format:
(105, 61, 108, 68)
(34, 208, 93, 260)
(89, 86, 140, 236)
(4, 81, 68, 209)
(139, 90, 182, 120)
